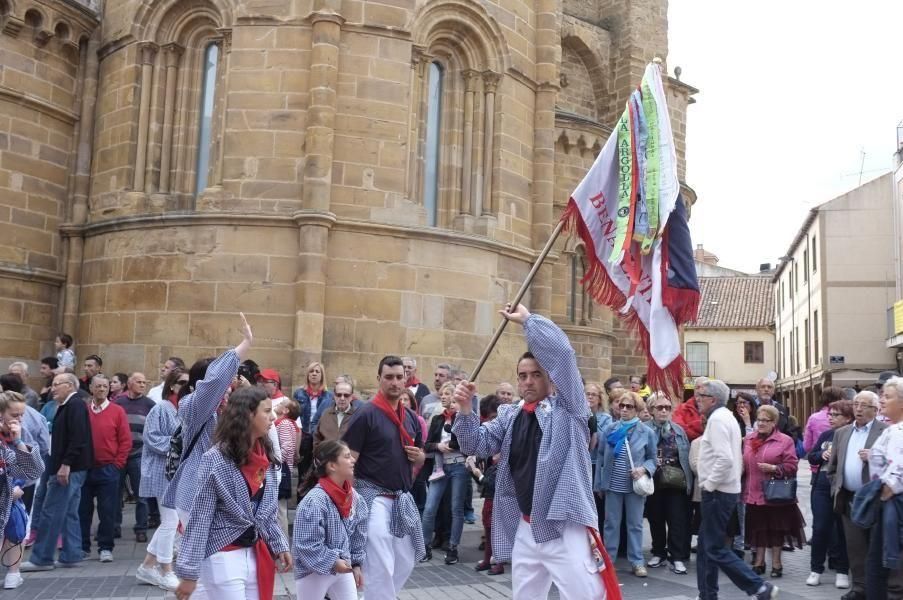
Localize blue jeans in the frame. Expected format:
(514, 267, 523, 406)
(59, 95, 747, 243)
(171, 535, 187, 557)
(810, 474, 848, 574)
(604, 490, 646, 566)
(30, 454, 52, 534)
(79, 464, 121, 553)
(30, 470, 87, 566)
(421, 461, 469, 547)
(697, 490, 764, 599)
(116, 455, 147, 533)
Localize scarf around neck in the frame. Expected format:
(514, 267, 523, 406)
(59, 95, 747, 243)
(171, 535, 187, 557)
(239, 439, 271, 496)
(406, 376, 421, 387)
(372, 391, 415, 447)
(319, 476, 353, 519)
(442, 409, 456, 424)
(607, 417, 640, 454)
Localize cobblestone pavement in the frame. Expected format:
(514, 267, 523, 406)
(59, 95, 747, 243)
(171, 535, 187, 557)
(10, 462, 846, 599)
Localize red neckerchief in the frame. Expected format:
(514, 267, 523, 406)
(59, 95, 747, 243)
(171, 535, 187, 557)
(372, 391, 414, 446)
(521, 400, 540, 414)
(749, 433, 769, 454)
(272, 389, 285, 400)
(442, 409, 456, 424)
(275, 417, 299, 433)
(168, 392, 179, 411)
(406, 375, 421, 387)
(239, 440, 270, 496)
(319, 476, 353, 518)
(306, 385, 322, 399)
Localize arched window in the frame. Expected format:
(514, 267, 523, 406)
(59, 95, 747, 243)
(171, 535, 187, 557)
(422, 62, 443, 227)
(194, 42, 219, 196)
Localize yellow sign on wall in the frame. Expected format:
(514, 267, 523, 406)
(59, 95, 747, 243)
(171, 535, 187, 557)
(894, 300, 903, 335)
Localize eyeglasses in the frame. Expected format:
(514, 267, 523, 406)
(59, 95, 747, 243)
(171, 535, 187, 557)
(653, 405, 672, 411)
(619, 403, 637, 410)
(829, 412, 843, 417)
(175, 379, 189, 386)
(696, 393, 714, 398)
(853, 402, 877, 410)
(334, 393, 352, 398)
(756, 418, 774, 423)
(51, 381, 70, 387)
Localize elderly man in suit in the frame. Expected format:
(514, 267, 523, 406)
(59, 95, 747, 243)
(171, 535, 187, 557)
(826, 390, 888, 600)
(313, 381, 357, 454)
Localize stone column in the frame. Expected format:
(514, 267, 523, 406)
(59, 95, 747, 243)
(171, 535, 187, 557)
(295, 1, 343, 378)
(530, 0, 561, 315)
(460, 70, 477, 217)
(406, 46, 428, 201)
(211, 29, 231, 187)
(158, 43, 183, 193)
(61, 30, 101, 333)
(133, 42, 158, 192)
(470, 77, 484, 217)
(481, 71, 500, 216)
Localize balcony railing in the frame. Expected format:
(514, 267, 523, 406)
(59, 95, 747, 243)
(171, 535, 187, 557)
(687, 360, 715, 379)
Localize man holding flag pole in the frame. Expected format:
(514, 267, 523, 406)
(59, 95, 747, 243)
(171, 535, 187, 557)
(450, 59, 708, 600)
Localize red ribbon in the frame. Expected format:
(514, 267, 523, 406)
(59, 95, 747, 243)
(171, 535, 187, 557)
(372, 392, 415, 447)
(588, 527, 622, 600)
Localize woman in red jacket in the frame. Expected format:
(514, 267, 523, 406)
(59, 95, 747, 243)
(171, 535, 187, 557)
(742, 404, 805, 578)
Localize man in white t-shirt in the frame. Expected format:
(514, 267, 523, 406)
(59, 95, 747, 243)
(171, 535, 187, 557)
(147, 357, 184, 404)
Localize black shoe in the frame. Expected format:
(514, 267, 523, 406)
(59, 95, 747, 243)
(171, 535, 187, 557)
(752, 582, 779, 600)
(444, 546, 459, 565)
(135, 531, 147, 543)
(419, 548, 432, 563)
(770, 566, 782, 578)
(752, 564, 766, 575)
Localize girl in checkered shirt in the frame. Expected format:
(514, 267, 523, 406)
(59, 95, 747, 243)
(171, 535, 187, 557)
(293, 440, 368, 600)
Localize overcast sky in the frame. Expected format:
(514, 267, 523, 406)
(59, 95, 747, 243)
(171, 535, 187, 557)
(668, 0, 903, 273)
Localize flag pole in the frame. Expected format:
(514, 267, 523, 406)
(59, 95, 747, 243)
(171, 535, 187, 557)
(469, 219, 567, 383)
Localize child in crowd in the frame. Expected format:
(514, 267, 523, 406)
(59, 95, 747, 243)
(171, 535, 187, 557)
(54, 334, 75, 369)
(293, 440, 367, 600)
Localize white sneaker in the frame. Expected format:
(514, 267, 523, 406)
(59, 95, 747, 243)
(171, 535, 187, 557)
(136, 564, 163, 587)
(99, 550, 113, 563)
(835, 573, 850, 589)
(671, 560, 687, 574)
(806, 572, 820, 586)
(3, 572, 23, 589)
(159, 570, 179, 591)
(647, 556, 665, 568)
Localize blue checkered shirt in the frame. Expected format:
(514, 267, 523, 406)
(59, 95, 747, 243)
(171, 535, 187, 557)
(452, 314, 596, 562)
(354, 478, 426, 561)
(0, 441, 43, 532)
(174, 446, 289, 582)
(163, 349, 239, 512)
(139, 400, 179, 499)
(292, 485, 368, 579)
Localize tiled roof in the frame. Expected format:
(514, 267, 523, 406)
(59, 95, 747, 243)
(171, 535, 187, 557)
(687, 276, 774, 329)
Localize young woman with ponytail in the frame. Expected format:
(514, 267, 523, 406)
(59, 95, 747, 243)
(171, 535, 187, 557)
(293, 440, 367, 600)
(174, 387, 291, 600)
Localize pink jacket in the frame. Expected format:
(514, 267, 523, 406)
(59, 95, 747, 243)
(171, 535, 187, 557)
(742, 429, 799, 505)
(803, 407, 831, 453)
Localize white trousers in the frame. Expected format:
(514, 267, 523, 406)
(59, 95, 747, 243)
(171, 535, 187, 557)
(362, 497, 415, 600)
(295, 573, 357, 600)
(511, 520, 606, 600)
(147, 500, 179, 563)
(177, 508, 207, 600)
(199, 547, 258, 600)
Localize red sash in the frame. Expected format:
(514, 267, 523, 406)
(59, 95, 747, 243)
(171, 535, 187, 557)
(372, 392, 415, 446)
(319, 477, 353, 518)
(588, 528, 622, 600)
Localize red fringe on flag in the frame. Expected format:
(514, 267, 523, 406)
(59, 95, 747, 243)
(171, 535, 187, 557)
(561, 199, 689, 396)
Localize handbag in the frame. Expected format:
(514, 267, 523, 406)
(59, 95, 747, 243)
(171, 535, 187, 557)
(626, 441, 655, 497)
(763, 476, 797, 504)
(655, 464, 687, 491)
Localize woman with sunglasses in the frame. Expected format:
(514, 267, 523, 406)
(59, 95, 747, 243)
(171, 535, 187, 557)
(644, 392, 693, 575)
(136, 367, 190, 591)
(594, 390, 657, 577)
(741, 404, 805, 579)
(804, 399, 852, 588)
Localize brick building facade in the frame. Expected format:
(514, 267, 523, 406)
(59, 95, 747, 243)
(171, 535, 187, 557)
(0, 0, 696, 394)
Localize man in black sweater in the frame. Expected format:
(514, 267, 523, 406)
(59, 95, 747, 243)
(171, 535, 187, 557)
(22, 373, 93, 570)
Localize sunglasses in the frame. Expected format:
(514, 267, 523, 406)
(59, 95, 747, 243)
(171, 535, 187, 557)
(334, 393, 352, 398)
(619, 403, 637, 410)
(653, 405, 672, 411)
